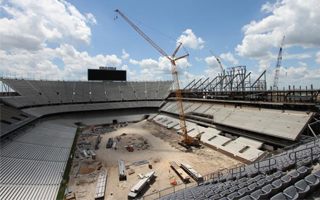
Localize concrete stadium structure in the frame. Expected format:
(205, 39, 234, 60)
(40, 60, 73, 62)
(0, 77, 320, 200)
(0, 78, 172, 200)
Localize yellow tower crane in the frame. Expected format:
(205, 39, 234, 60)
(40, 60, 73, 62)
(115, 9, 199, 148)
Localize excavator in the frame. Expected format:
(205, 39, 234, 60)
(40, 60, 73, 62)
(115, 9, 200, 149)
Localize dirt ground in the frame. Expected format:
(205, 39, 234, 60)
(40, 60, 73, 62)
(68, 119, 240, 200)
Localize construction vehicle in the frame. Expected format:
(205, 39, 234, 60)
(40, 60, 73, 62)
(273, 36, 285, 89)
(115, 9, 200, 148)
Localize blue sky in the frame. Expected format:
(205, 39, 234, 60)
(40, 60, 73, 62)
(0, 0, 319, 88)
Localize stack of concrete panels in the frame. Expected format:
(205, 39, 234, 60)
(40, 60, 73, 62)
(94, 172, 107, 200)
(201, 133, 264, 163)
(161, 101, 312, 141)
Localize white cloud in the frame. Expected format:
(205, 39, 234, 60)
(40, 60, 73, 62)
(0, 45, 123, 80)
(204, 56, 219, 68)
(283, 53, 311, 60)
(261, 1, 282, 13)
(316, 51, 320, 64)
(0, 0, 127, 81)
(236, 0, 320, 58)
(0, 0, 96, 51)
(181, 71, 205, 88)
(85, 13, 97, 25)
(204, 67, 220, 78)
(121, 65, 137, 80)
(129, 56, 191, 80)
(268, 63, 320, 88)
(177, 29, 204, 50)
(204, 52, 238, 71)
(195, 57, 202, 62)
(121, 49, 130, 60)
(220, 52, 239, 65)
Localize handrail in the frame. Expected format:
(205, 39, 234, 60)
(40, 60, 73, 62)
(143, 137, 320, 199)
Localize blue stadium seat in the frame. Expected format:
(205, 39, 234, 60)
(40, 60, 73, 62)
(287, 170, 300, 182)
(280, 175, 292, 188)
(257, 178, 266, 187)
(227, 191, 240, 200)
(271, 179, 283, 193)
(265, 175, 274, 184)
(272, 171, 283, 179)
(228, 186, 238, 193)
(296, 166, 311, 177)
(237, 187, 249, 197)
(283, 186, 299, 200)
(270, 192, 287, 200)
(294, 179, 310, 198)
(239, 195, 253, 200)
(247, 182, 258, 193)
(304, 174, 320, 190)
(250, 189, 264, 200)
(262, 184, 274, 197)
(238, 182, 248, 189)
(220, 190, 231, 198)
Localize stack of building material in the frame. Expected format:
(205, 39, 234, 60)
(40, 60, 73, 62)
(94, 172, 107, 200)
(118, 160, 127, 181)
(169, 161, 190, 183)
(128, 171, 155, 199)
(180, 163, 203, 182)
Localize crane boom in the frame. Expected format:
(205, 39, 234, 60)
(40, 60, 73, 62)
(115, 9, 169, 59)
(273, 36, 285, 89)
(115, 9, 197, 147)
(209, 50, 224, 75)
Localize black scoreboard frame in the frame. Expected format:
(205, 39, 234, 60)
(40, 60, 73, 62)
(88, 69, 127, 81)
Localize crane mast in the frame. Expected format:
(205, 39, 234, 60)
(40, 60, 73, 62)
(273, 36, 285, 89)
(115, 9, 196, 146)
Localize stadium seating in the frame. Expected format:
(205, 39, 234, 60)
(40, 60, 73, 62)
(0, 78, 172, 108)
(0, 104, 35, 136)
(22, 101, 164, 117)
(160, 138, 320, 200)
(0, 121, 76, 200)
(0, 78, 173, 200)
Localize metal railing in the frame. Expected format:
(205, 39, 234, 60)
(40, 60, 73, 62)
(142, 181, 198, 200)
(143, 138, 320, 200)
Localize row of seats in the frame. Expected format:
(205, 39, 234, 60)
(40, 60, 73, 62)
(0, 104, 35, 137)
(0, 78, 172, 108)
(162, 166, 320, 200)
(160, 138, 320, 200)
(0, 121, 76, 200)
(269, 170, 320, 200)
(22, 101, 163, 117)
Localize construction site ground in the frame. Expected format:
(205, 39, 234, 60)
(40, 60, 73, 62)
(67, 119, 240, 200)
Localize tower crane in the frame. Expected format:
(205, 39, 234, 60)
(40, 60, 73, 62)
(273, 36, 285, 89)
(115, 9, 199, 148)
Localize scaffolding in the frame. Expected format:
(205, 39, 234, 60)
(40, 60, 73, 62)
(185, 66, 266, 92)
(180, 66, 319, 104)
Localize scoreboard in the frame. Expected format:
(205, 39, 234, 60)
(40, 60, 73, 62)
(88, 69, 126, 81)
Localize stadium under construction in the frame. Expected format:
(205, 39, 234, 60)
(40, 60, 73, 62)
(0, 67, 319, 199)
(1, 8, 320, 200)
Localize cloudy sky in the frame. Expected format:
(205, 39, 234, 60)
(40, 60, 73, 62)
(0, 0, 319, 88)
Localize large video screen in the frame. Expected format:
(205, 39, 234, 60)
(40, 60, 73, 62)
(88, 69, 126, 81)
